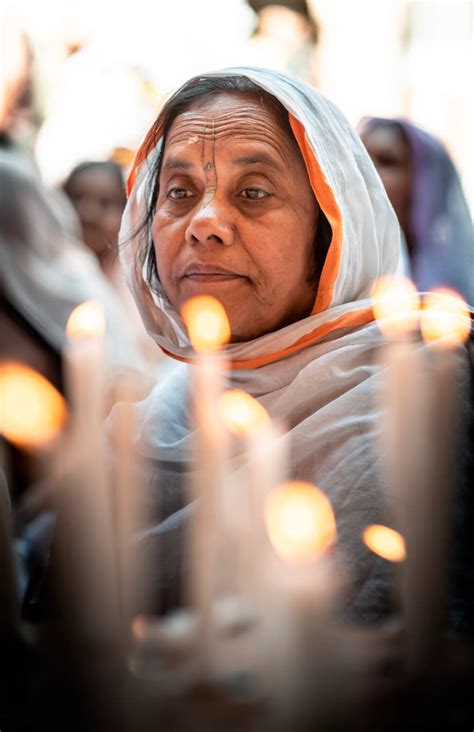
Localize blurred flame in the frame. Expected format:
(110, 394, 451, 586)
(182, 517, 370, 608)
(363, 524, 406, 562)
(420, 288, 470, 347)
(0, 362, 67, 449)
(66, 300, 106, 340)
(181, 295, 230, 352)
(218, 389, 270, 436)
(371, 276, 420, 336)
(264, 481, 336, 563)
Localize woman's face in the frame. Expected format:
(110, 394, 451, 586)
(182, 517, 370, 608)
(65, 167, 125, 258)
(360, 124, 412, 240)
(151, 93, 319, 342)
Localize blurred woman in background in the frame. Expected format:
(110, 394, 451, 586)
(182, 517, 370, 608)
(63, 159, 164, 368)
(359, 117, 473, 304)
(63, 160, 126, 281)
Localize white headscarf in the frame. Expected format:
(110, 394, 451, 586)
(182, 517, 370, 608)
(120, 67, 401, 365)
(116, 69, 447, 621)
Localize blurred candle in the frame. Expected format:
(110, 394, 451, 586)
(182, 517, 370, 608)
(0, 362, 67, 633)
(265, 482, 336, 564)
(64, 300, 106, 436)
(218, 389, 286, 602)
(362, 524, 406, 564)
(371, 277, 424, 520)
(181, 295, 230, 670)
(110, 375, 146, 627)
(373, 279, 471, 670)
(60, 301, 119, 641)
(261, 481, 340, 713)
(371, 276, 424, 615)
(0, 362, 67, 450)
(402, 288, 470, 670)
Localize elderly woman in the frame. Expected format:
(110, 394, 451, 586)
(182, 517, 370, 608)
(116, 68, 470, 623)
(359, 117, 473, 305)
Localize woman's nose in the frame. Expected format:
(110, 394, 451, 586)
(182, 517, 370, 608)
(185, 198, 234, 247)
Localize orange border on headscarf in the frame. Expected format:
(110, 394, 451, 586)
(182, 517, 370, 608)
(161, 306, 375, 370)
(127, 103, 374, 370)
(289, 114, 344, 315)
(126, 122, 163, 197)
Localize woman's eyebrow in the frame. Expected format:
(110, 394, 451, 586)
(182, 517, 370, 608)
(162, 157, 194, 172)
(232, 154, 283, 172)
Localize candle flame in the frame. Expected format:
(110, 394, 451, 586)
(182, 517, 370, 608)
(264, 481, 336, 563)
(362, 524, 406, 562)
(181, 295, 230, 352)
(420, 288, 471, 347)
(218, 390, 270, 436)
(371, 276, 420, 336)
(0, 362, 67, 449)
(66, 300, 106, 340)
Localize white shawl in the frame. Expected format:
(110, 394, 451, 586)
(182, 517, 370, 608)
(116, 68, 467, 621)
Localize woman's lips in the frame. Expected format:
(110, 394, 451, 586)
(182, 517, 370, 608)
(181, 265, 244, 282)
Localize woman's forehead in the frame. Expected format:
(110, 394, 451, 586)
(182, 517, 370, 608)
(162, 93, 294, 153)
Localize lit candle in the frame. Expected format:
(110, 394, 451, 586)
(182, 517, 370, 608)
(373, 279, 471, 670)
(0, 362, 67, 633)
(260, 480, 340, 715)
(362, 524, 406, 564)
(180, 295, 231, 670)
(64, 301, 107, 439)
(362, 522, 406, 616)
(60, 301, 119, 641)
(217, 389, 287, 603)
(0, 362, 67, 451)
(371, 277, 424, 531)
(371, 277, 424, 616)
(402, 288, 470, 669)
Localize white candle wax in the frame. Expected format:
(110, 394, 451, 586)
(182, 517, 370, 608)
(60, 309, 119, 642)
(402, 344, 462, 670)
(239, 421, 287, 602)
(379, 337, 429, 658)
(187, 351, 229, 670)
(258, 481, 340, 704)
(378, 283, 470, 672)
(110, 375, 146, 627)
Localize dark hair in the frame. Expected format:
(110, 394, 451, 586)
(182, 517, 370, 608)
(134, 74, 331, 295)
(63, 160, 126, 203)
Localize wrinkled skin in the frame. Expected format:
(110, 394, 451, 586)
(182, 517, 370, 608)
(152, 93, 319, 342)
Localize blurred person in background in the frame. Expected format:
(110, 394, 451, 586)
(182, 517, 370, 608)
(63, 161, 127, 280)
(0, 154, 150, 394)
(244, 0, 319, 85)
(0, 153, 158, 606)
(359, 117, 473, 305)
(62, 159, 165, 369)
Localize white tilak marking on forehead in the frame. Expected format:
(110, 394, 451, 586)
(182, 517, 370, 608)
(201, 120, 217, 209)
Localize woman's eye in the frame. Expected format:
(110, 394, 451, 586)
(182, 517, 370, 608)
(240, 188, 270, 200)
(167, 188, 191, 200)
